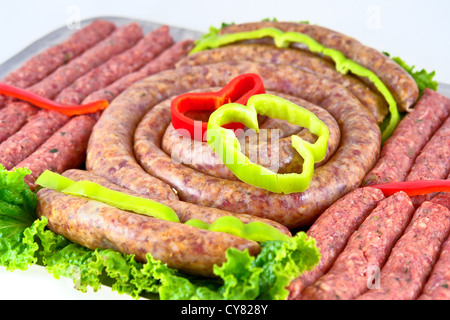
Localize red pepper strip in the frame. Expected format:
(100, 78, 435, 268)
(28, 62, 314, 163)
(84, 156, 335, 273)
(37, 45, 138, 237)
(170, 73, 265, 142)
(0, 82, 109, 116)
(368, 180, 450, 197)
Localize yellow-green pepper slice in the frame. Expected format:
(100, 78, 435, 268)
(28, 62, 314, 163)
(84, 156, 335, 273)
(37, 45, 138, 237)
(207, 94, 329, 194)
(185, 216, 290, 242)
(191, 27, 399, 142)
(35, 170, 180, 222)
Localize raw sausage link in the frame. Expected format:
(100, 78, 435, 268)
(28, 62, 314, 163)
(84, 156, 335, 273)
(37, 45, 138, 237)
(219, 21, 419, 112)
(61, 169, 291, 235)
(406, 116, 450, 181)
(418, 236, 450, 300)
(300, 192, 415, 300)
(83, 40, 195, 104)
(15, 115, 96, 190)
(0, 102, 39, 143)
(162, 91, 341, 179)
(56, 25, 173, 105)
(129, 61, 380, 228)
(287, 187, 385, 299)
(0, 23, 143, 170)
(177, 44, 388, 123)
(430, 192, 450, 211)
(428, 172, 450, 210)
(36, 187, 261, 277)
(0, 110, 69, 170)
(363, 89, 450, 186)
(406, 116, 450, 207)
(357, 201, 450, 300)
(0, 20, 116, 108)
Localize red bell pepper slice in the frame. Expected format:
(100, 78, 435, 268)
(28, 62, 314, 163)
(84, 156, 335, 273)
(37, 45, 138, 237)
(368, 180, 450, 197)
(170, 73, 265, 141)
(0, 82, 109, 116)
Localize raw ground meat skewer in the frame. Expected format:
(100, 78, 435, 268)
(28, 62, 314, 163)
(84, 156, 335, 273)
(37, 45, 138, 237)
(300, 192, 415, 300)
(357, 201, 450, 300)
(288, 187, 385, 299)
(363, 89, 450, 186)
(15, 115, 96, 191)
(418, 235, 450, 300)
(406, 116, 450, 207)
(55, 25, 174, 105)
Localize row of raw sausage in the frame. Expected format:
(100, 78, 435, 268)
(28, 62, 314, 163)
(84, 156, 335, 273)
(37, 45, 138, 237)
(289, 88, 450, 299)
(1, 21, 194, 190)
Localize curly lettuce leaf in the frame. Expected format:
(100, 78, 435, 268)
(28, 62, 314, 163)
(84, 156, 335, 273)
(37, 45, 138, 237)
(217, 232, 320, 300)
(0, 165, 38, 270)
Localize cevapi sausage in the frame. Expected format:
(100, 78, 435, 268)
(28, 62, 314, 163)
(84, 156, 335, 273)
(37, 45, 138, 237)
(419, 235, 450, 300)
(363, 89, 450, 186)
(0, 20, 116, 108)
(15, 116, 96, 190)
(87, 61, 380, 228)
(162, 90, 341, 180)
(177, 44, 388, 123)
(406, 116, 450, 181)
(357, 201, 450, 300)
(36, 187, 261, 277)
(0, 103, 39, 143)
(56, 25, 173, 105)
(429, 189, 450, 211)
(300, 192, 415, 300)
(83, 40, 195, 104)
(219, 21, 419, 112)
(417, 192, 450, 300)
(406, 116, 450, 207)
(61, 169, 290, 235)
(0, 23, 143, 170)
(0, 110, 69, 170)
(287, 187, 385, 300)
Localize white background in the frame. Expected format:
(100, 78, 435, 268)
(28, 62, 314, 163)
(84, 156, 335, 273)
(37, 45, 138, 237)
(0, 0, 449, 300)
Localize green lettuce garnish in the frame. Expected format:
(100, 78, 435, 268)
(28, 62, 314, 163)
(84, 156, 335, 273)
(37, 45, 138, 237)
(0, 165, 320, 300)
(0, 165, 38, 270)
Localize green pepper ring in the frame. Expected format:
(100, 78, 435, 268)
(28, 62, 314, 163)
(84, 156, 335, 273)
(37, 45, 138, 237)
(207, 93, 329, 194)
